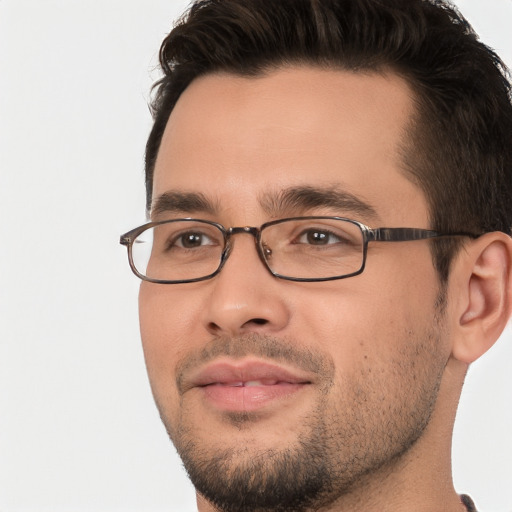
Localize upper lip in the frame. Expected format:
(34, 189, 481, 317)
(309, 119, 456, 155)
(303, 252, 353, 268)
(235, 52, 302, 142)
(183, 359, 313, 391)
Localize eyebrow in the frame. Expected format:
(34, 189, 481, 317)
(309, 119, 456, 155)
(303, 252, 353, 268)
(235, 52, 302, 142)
(259, 185, 379, 221)
(151, 191, 218, 218)
(151, 185, 378, 222)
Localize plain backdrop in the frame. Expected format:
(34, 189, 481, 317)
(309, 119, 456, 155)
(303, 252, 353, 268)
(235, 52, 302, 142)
(1, 1, 511, 511)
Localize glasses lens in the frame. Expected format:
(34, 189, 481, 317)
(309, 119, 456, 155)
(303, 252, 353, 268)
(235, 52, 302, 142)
(261, 218, 364, 279)
(131, 220, 225, 282)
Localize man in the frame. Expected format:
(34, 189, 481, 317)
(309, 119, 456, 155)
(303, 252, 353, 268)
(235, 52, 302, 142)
(120, 0, 512, 510)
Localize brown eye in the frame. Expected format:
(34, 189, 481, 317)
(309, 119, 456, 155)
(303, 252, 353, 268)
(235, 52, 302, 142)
(179, 232, 206, 248)
(298, 229, 342, 245)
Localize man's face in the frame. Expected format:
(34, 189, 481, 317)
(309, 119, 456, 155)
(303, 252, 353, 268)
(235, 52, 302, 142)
(139, 67, 452, 511)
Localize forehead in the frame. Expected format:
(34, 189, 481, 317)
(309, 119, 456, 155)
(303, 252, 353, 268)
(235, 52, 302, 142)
(153, 66, 428, 226)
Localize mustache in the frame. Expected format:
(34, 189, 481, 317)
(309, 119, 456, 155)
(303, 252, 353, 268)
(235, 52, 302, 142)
(175, 333, 335, 393)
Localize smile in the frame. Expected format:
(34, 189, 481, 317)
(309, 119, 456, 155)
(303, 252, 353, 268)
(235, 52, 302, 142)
(185, 360, 313, 412)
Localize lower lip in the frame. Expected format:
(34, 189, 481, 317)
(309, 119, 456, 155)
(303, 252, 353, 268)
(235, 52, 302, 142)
(200, 382, 307, 412)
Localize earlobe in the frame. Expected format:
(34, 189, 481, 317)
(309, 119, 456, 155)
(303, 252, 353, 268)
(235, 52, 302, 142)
(451, 233, 512, 364)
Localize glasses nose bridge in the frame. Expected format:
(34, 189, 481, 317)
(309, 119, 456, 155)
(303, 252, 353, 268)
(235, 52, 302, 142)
(223, 225, 267, 267)
(227, 225, 261, 240)
(225, 225, 262, 252)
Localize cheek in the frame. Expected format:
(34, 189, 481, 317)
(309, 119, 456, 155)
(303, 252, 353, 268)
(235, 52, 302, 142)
(293, 257, 441, 369)
(308, 287, 448, 427)
(138, 284, 199, 395)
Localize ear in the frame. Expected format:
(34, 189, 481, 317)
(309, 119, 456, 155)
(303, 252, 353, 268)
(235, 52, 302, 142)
(450, 232, 512, 364)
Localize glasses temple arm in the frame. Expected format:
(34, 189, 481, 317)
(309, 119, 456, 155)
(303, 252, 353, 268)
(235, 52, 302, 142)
(367, 228, 479, 242)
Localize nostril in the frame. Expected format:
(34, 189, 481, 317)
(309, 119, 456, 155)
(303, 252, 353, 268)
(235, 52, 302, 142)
(207, 322, 222, 333)
(206, 317, 269, 335)
(246, 318, 268, 326)
(206, 317, 270, 336)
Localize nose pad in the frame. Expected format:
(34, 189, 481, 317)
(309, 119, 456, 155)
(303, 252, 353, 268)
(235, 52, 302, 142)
(261, 243, 272, 259)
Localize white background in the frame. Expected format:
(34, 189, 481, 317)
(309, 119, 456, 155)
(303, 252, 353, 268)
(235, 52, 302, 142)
(0, 1, 511, 511)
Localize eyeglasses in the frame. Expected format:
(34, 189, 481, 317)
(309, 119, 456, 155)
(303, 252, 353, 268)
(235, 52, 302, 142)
(119, 217, 477, 284)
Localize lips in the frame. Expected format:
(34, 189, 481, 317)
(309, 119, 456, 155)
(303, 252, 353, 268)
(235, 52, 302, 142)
(184, 360, 312, 412)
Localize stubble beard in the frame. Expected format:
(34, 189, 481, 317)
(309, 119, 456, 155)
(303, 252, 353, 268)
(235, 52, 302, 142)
(156, 311, 447, 512)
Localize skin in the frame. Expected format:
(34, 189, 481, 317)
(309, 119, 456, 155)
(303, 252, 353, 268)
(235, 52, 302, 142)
(138, 67, 510, 511)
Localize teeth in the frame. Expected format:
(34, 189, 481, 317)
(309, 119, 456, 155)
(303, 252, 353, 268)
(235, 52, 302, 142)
(244, 380, 278, 387)
(244, 380, 263, 387)
(216, 380, 281, 387)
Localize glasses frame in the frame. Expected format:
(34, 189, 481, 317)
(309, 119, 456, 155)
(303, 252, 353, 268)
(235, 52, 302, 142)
(120, 217, 478, 284)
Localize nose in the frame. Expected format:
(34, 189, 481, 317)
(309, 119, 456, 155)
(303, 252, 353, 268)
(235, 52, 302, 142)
(202, 231, 291, 337)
